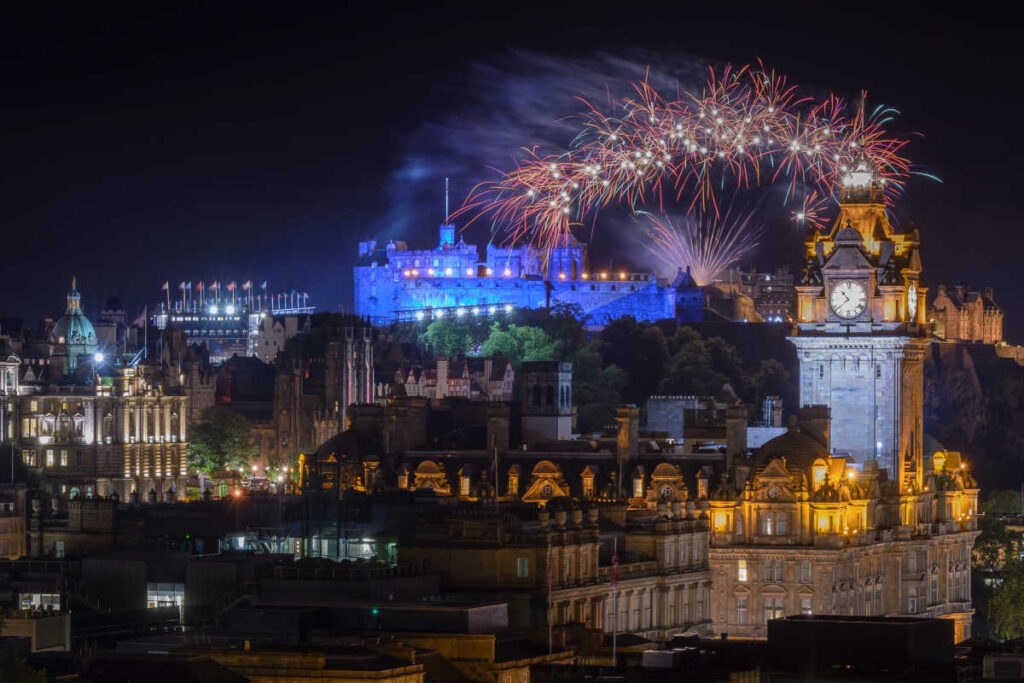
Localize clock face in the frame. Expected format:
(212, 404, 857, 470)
(830, 280, 868, 319)
(907, 283, 918, 320)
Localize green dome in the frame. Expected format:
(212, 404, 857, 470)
(52, 310, 96, 345)
(51, 276, 97, 346)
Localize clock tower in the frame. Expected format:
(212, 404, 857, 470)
(789, 157, 928, 490)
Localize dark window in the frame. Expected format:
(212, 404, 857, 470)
(546, 385, 555, 407)
(532, 384, 542, 406)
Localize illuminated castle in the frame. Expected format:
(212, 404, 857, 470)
(353, 222, 680, 325)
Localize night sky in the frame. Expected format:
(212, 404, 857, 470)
(2, 3, 1021, 337)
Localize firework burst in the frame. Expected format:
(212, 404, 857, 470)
(459, 61, 912, 252)
(639, 208, 761, 287)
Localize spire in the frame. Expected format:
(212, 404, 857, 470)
(67, 275, 81, 313)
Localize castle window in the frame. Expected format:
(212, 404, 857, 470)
(738, 560, 748, 582)
(546, 385, 554, 407)
(46, 449, 54, 467)
(736, 597, 748, 625)
(908, 587, 918, 613)
(801, 560, 811, 584)
(776, 512, 789, 536)
(818, 364, 824, 379)
(801, 597, 812, 615)
(460, 476, 471, 496)
(876, 364, 882, 379)
(633, 476, 644, 498)
(75, 451, 82, 467)
(762, 512, 773, 536)
(60, 450, 68, 467)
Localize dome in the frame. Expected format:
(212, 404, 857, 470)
(51, 276, 97, 346)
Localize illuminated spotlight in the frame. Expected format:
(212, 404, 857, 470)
(504, 304, 513, 313)
(444, 267, 452, 276)
(209, 305, 219, 314)
(414, 311, 424, 321)
(472, 307, 480, 315)
(619, 272, 627, 280)
(581, 273, 589, 279)
(600, 272, 608, 280)
(225, 305, 235, 315)
(403, 270, 411, 277)
(435, 310, 445, 319)
(93, 352, 104, 363)
(488, 306, 497, 314)
(465, 268, 474, 276)
(411, 269, 419, 276)
(427, 268, 435, 276)
(558, 272, 566, 280)
(503, 268, 511, 276)
(456, 308, 465, 317)
(486, 268, 493, 276)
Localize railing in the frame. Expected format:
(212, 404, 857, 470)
(272, 564, 428, 582)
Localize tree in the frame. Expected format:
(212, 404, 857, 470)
(753, 359, 791, 402)
(186, 406, 258, 476)
(421, 319, 472, 357)
(481, 323, 559, 364)
(982, 490, 1024, 515)
(991, 556, 1024, 639)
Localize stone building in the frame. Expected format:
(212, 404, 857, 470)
(398, 503, 711, 640)
(354, 222, 680, 325)
(3, 356, 188, 501)
(707, 409, 979, 643)
(931, 285, 1002, 344)
(389, 355, 515, 403)
(791, 156, 926, 481)
(702, 157, 981, 644)
(0, 483, 27, 559)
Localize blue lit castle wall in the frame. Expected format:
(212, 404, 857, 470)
(354, 223, 679, 325)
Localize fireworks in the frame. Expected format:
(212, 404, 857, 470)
(640, 208, 760, 286)
(460, 61, 911, 252)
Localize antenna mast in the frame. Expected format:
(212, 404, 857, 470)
(445, 177, 449, 222)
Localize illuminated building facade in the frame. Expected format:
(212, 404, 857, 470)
(930, 285, 1003, 344)
(706, 158, 979, 644)
(791, 158, 926, 480)
(2, 361, 188, 502)
(354, 223, 679, 325)
(155, 282, 314, 365)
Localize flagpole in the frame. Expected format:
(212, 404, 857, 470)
(547, 533, 553, 657)
(612, 536, 618, 667)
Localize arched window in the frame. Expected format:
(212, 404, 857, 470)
(762, 512, 774, 536)
(776, 512, 789, 536)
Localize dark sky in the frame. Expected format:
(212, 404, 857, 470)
(2, 3, 1022, 337)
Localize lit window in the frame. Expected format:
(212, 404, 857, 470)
(738, 560, 748, 582)
(736, 596, 748, 625)
(801, 597, 812, 615)
(764, 597, 784, 622)
(460, 476, 471, 497)
(633, 478, 644, 498)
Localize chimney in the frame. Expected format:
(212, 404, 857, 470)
(725, 401, 748, 469)
(797, 405, 831, 452)
(616, 405, 639, 467)
(486, 402, 511, 453)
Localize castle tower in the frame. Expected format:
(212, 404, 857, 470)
(789, 159, 927, 490)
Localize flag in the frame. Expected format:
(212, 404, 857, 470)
(196, 281, 203, 290)
(242, 281, 252, 290)
(186, 281, 191, 289)
(160, 281, 169, 291)
(208, 281, 218, 290)
(227, 281, 237, 291)
(611, 548, 619, 588)
(179, 281, 186, 289)
(260, 281, 267, 290)
(132, 305, 148, 327)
